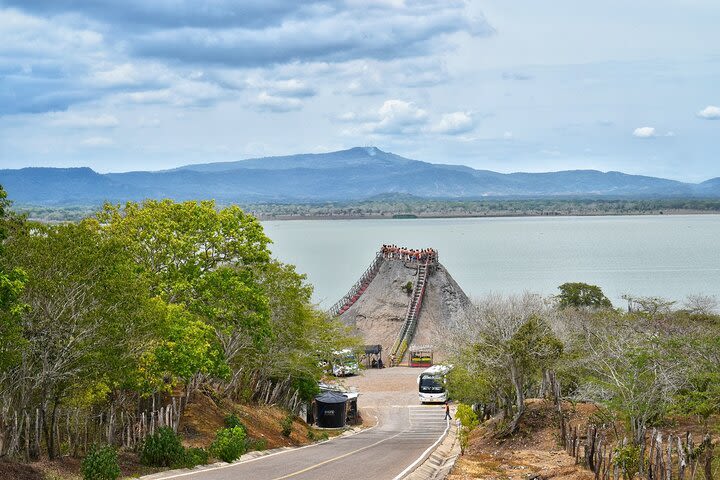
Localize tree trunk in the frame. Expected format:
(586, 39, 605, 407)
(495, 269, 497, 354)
(704, 436, 714, 480)
(47, 401, 59, 460)
(497, 362, 525, 438)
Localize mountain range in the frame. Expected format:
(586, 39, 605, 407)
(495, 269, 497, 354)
(2, 147, 719, 205)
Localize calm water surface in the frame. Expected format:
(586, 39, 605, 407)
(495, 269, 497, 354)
(262, 215, 720, 308)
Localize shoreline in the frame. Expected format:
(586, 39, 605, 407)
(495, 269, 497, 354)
(254, 209, 719, 221)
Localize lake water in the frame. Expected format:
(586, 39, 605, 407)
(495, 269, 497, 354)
(262, 215, 720, 309)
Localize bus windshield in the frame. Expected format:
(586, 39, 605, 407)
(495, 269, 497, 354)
(419, 374, 445, 393)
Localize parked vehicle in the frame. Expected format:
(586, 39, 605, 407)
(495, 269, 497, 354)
(417, 364, 451, 403)
(332, 349, 360, 377)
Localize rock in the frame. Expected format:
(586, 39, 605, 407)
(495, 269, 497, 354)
(337, 257, 474, 361)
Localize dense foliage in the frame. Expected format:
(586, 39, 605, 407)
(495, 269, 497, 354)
(446, 289, 720, 441)
(210, 426, 246, 463)
(81, 446, 121, 480)
(557, 282, 612, 308)
(140, 427, 185, 467)
(0, 189, 356, 461)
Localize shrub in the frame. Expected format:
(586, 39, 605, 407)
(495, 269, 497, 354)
(613, 443, 641, 480)
(210, 426, 246, 463)
(140, 427, 185, 467)
(81, 445, 121, 480)
(455, 404, 479, 455)
(280, 414, 294, 437)
(247, 438, 267, 451)
(177, 447, 209, 469)
(224, 414, 247, 433)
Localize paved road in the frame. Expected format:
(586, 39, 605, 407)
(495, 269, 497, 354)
(151, 368, 449, 480)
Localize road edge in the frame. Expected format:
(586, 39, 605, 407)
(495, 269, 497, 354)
(139, 422, 377, 480)
(399, 419, 460, 480)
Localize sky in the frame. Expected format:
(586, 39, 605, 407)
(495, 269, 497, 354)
(1, 0, 719, 182)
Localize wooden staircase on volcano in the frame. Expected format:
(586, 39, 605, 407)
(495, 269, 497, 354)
(389, 260, 430, 364)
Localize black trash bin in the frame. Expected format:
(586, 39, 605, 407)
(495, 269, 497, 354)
(314, 391, 348, 428)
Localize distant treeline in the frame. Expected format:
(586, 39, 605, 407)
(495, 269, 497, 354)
(16, 198, 720, 222)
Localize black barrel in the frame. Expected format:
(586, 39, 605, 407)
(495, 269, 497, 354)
(314, 392, 348, 428)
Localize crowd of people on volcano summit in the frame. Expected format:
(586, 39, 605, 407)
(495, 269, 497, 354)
(381, 244, 437, 263)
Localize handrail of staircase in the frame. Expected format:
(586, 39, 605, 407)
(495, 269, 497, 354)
(328, 251, 384, 316)
(390, 260, 430, 361)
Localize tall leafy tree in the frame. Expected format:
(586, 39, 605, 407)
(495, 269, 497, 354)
(557, 282, 612, 309)
(249, 261, 358, 400)
(2, 219, 158, 458)
(0, 185, 27, 373)
(97, 200, 274, 372)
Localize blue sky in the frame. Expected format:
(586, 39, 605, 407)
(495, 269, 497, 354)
(1, 0, 718, 181)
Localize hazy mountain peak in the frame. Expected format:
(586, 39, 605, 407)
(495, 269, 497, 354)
(2, 147, 719, 205)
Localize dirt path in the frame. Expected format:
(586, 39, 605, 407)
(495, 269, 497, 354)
(342, 366, 420, 406)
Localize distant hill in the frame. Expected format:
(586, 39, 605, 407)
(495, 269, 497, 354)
(2, 147, 719, 205)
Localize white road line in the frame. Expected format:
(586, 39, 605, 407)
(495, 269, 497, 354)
(269, 429, 407, 480)
(391, 417, 449, 480)
(145, 416, 380, 480)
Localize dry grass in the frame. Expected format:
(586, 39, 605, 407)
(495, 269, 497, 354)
(448, 399, 596, 480)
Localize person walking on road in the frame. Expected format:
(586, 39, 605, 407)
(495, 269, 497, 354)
(444, 401, 452, 420)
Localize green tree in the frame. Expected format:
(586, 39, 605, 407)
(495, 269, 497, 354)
(557, 282, 612, 309)
(455, 403, 479, 455)
(136, 304, 230, 393)
(575, 312, 684, 444)
(243, 260, 358, 402)
(1, 219, 158, 458)
(447, 295, 563, 437)
(0, 186, 27, 373)
(97, 200, 273, 370)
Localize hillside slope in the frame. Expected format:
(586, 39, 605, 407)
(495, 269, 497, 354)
(3, 147, 719, 205)
(338, 258, 473, 361)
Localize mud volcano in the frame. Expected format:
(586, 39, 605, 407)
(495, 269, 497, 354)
(329, 247, 473, 363)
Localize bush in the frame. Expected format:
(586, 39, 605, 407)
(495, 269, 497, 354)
(613, 443, 641, 480)
(247, 438, 267, 451)
(210, 426, 246, 463)
(455, 404, 479, 456)
(140, 427, 185, 467)
(177, 447, 209, 469)
(280, 414, 294, 437)
(224, 414, 247, 433)
(81, 445, 121, 480)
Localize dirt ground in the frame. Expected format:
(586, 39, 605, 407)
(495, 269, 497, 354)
(180, 391, 320, 450)
(448, 399, 597, 480)
(0, 460, 44, 480)
(341, 366, 423, 409)
(1, 452, 164, 480)
(5, 391, 332, 480)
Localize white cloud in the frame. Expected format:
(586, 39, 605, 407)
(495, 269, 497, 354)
(91, 63, 145, 87)
(698, 105, 720, 120)
(633, 127, 656, 138)
(117, 79, 229, 107)
(250, 92, 303, 113)
(362, 99, 429, 135)
(267, 79, 316, 98)
(431, 111, 475, 135)
(503, 131, 514, 140)
(47, 112, 119, 128)
(80, 136, 114, 147)
(243, 76, 316, 98)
